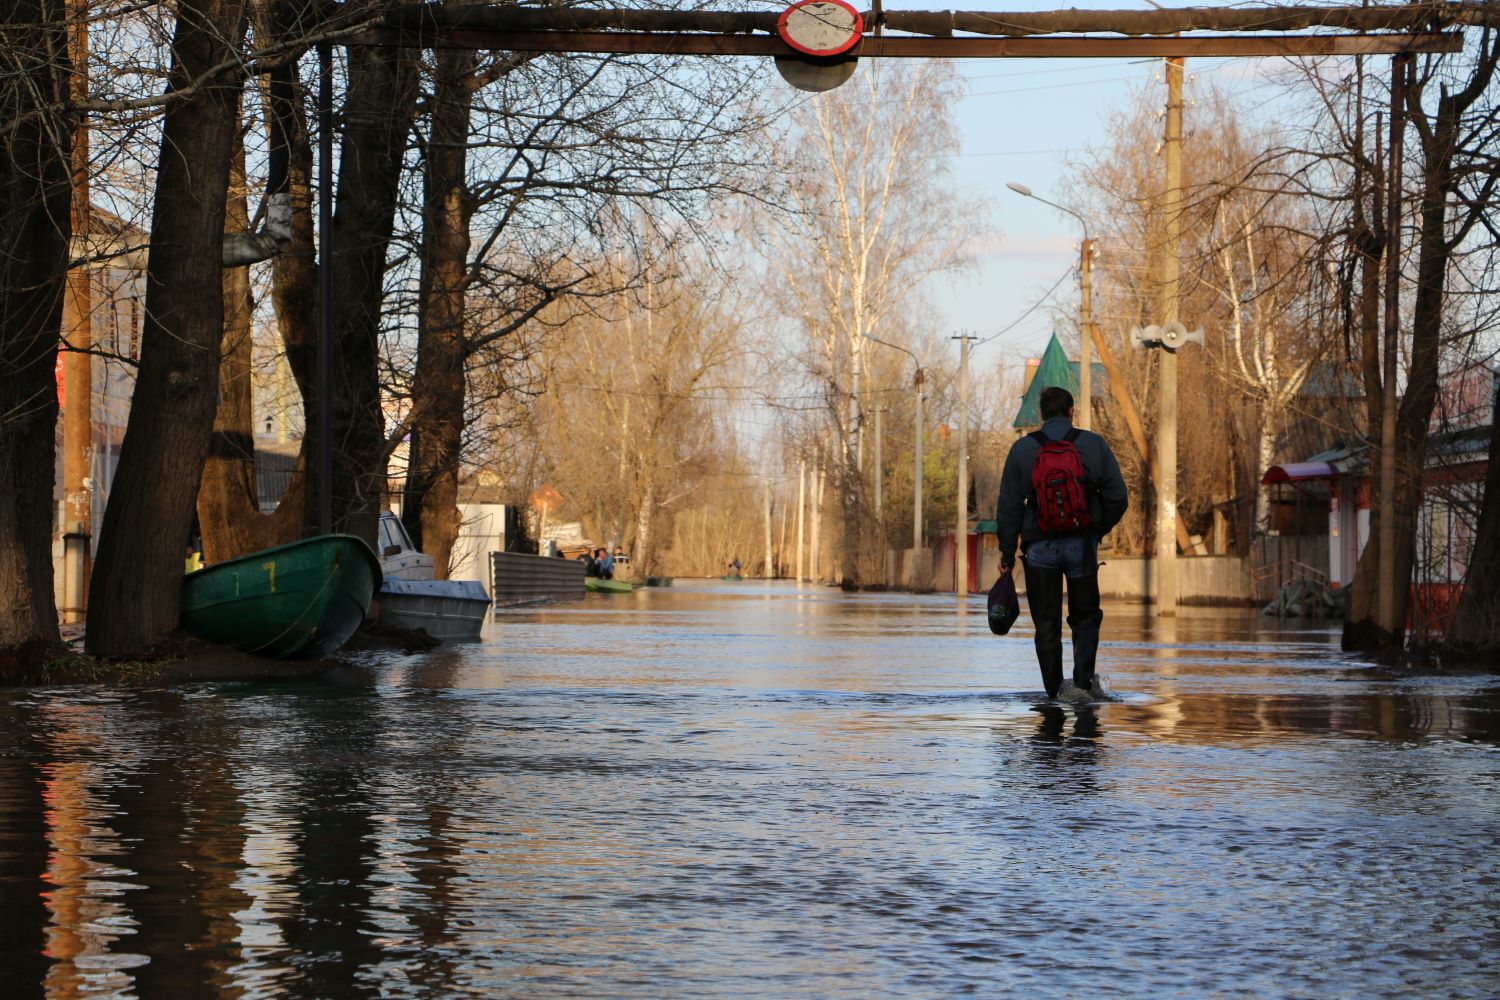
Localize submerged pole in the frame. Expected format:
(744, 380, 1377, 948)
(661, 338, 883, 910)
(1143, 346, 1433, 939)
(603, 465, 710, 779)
(955, 334, 972, 598)
(316, 42, 334, 536)
(1377, 52, 1409, 638)
(796, 459, 806, 583)
(62, 0, 92, 622)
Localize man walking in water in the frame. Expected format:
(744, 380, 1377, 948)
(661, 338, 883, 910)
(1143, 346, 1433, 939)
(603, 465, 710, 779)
(996, 386, 1129, 702)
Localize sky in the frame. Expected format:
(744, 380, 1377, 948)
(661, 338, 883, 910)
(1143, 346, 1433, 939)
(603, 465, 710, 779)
(844, 1, 1302, 375)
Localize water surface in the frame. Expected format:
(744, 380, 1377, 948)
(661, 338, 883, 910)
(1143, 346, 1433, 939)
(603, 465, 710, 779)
(2, 582, 1497, 997)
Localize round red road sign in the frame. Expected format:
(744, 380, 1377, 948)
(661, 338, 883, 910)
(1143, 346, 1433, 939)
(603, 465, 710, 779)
(776, 0, 864, 58)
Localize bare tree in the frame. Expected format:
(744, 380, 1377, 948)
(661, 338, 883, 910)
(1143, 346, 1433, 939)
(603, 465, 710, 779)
(397, 41, 769, 575)
(86, 0, 250, 656)
(1285, 36, 1500, 652)
(520, 240, 748, 577)
(767, 60, 973, 585)
(0, 0, 73, 668)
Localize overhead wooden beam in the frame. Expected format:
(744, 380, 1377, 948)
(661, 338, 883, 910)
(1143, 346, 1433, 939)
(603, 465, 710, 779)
(351, 27, 1463, 59)
(374, 3, 1498, 38)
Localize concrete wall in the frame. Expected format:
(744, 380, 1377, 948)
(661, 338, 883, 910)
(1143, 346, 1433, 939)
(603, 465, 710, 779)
(490, 551, 585, 607)
(1097, 555, 1258, 606)
(899, 548, 933, 590)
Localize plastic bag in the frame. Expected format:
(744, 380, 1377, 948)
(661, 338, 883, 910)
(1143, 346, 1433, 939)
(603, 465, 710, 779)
(987, 569, 1020, 636)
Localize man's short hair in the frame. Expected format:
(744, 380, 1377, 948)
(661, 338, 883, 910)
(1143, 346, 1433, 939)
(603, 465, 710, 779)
(1039, 386, 1074, 420)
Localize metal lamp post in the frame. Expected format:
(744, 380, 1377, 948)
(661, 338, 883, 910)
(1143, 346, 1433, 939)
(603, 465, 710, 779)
(1005, 182, 1094, 431)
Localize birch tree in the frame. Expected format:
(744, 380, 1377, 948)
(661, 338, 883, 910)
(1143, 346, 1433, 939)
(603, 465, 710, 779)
(770, 60, 972, 585)
(1206, 193, 1317, 537)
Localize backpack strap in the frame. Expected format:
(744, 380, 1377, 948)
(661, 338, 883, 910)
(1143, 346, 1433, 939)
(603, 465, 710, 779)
(1028, 430, 1051, 446)
(1063, 428, 1083, 444)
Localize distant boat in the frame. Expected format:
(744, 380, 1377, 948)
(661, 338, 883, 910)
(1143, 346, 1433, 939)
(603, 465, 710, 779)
(720, 574, 743, 581)
(643, 576, 673, 587)
(180, 535, 381, 659)
(375, 513, 490, 641)
(586, 577, 635, 594)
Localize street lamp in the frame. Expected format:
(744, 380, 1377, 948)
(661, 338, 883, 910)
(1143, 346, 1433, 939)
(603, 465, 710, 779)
(862, 334, 924, 555)
(1005, 181, 1095, 431)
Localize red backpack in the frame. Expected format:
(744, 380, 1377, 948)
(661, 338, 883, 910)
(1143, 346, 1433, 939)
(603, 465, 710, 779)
(1029, 428, 1091, 535)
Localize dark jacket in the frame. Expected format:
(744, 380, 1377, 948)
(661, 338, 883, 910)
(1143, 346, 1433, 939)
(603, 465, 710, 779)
(996, 416, 1129, 566)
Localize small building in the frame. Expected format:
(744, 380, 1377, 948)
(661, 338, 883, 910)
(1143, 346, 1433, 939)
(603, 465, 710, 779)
(1012, 332, 1107, 429)
(1259, 362, 1495, 628)
(1259, 443, 1370, 589)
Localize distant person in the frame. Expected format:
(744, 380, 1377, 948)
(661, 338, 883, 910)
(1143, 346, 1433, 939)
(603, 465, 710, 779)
(579, 551, 600, 577)
(597, 547, 615, 580)
(728, 557, 741, 577)
(996, 386, 1128, 703)
(184, 544, 203, 574)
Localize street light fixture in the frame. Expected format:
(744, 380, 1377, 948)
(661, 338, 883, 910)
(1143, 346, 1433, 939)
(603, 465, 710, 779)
(862, 334, 925, 556)
(1005, 180, 1094, 431)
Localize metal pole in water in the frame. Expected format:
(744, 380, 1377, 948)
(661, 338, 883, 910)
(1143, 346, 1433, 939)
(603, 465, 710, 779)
(317, 42, 334, 536)
(62, 0, 92, 622)
(954, 333, 971, 599)
(1377, 52, 1409, 637)
(797, 459, 805, 583)
(764, 479, 773, 578)
(914, 368, 924, 552)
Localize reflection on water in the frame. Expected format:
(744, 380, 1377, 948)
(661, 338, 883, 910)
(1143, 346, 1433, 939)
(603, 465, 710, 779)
(2, 583, 1498, 998)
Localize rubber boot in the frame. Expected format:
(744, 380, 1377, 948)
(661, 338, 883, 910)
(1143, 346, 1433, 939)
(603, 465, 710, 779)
(1067, 573, 1103, 688)
(1024, 561, 1065, 698)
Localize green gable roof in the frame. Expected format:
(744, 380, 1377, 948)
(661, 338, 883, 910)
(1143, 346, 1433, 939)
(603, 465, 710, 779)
(1013, 333, 1073, 427)
(1011, 332, 1108, 428)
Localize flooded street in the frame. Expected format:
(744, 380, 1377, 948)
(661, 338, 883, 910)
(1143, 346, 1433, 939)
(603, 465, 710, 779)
(3, 582, 1498, 997)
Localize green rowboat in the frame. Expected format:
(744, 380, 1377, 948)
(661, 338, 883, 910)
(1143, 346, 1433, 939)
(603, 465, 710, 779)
(181, 535, 382, 659)
(585, 577, 635, 594)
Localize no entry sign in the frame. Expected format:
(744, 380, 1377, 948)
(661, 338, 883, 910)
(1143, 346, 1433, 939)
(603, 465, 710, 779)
(777, 0, 864, 57)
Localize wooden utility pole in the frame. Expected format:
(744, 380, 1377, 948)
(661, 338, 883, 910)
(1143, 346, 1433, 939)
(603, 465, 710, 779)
(796, 459, 806, 583)
(1078, 238, 1094, 430)
(1157, 55, 1184, 616)
(874, 405, 884, 519)
(1087, 320, 1193, 552)
(61, 0, 91, 623)
(954, 333, 974, 598)
(1377, 53, 1409, 635)
(764, 479, 773, 579)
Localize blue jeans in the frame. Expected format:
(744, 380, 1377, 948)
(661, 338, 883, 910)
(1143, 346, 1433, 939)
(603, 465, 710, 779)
(1021, 535, 1102, 697)
(1022, 535, 1096, 579)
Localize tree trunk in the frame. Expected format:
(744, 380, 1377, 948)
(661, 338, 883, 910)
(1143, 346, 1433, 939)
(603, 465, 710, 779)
(635, 478, 657, 576)
(838, 441, 862, 587)
(198, 128, 305, 563)
(86, 0, 248, 658)
(327, 42, 418, 548)
(0, 0, 71, 669)
(404, 45, 477, 576)
(1444, 405, 1500, 655)
(1343, 65, 1460, 654)
(1253, 398, 1275, 537)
